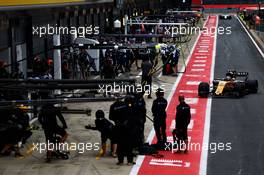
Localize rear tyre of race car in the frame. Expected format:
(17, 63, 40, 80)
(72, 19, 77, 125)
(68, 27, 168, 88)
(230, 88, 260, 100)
(246, 80, 258, 93)
(234, 82, 246, 97)
(198, 82, 210, 98)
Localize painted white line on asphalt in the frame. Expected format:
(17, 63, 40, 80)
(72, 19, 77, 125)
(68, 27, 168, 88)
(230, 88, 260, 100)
(196, 56, 207, 59)
(191, 108, 196, 115)
(191, 68, 205, 72)
(199, 16, 218, 175)
(188, 120, 194, 129)
(130, 156, 145, 175)
(195, 53, 210, 56)
(197, 50, 208, 52)
(179, 90, 197, 93)
(236, 15, 264, 58)
(149, 162, 182, 167)
(170, 120, 175, 129)
(185, 74, 203, 77)
(198, 50, 208, 53)
(194, 60, 207, 63)
(185, 98, 199, 104)
(186, 81, 201, 85)
(198, 43, 211, 45)
(193, 64, 206, 67)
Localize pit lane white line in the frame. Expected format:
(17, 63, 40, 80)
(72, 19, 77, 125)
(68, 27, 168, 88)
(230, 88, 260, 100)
(179, 90, 197, 93)
(198, 50, 209, 53)
(195, 60, 207, 63)
(185, 74, 206, 77)
(193, 64, 206, 67)
(236, 15, 264, 59)
(191, 68, 205, 72)
(186, 81, 201, 85)
(185, 98, 199, 105)
(196, 56, 208, 59)
(191, 108, 196, 115)
(199, 15, 218, 175)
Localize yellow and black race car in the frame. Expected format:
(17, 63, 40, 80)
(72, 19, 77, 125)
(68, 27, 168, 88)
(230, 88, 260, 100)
(198, 70, 258, 98)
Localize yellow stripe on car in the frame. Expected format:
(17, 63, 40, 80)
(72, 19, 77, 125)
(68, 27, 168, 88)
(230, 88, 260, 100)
(215, 81, 228, 95)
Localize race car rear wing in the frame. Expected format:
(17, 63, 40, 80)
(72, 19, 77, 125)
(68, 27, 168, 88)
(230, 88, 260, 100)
(235, 72, 249, 77)
(227, 70, 248, 76)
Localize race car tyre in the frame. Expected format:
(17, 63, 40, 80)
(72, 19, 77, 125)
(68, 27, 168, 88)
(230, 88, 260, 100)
(246, 80, 258, 93)
(198, 82, 210, 97)
(234, 82, 246, 97)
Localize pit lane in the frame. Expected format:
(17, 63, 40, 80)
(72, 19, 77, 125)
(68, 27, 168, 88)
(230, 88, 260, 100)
(207, 16, 264, 175)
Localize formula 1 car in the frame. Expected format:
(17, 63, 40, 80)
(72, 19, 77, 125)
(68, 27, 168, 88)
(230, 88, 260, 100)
(219, 14, 232, 20)
(198, 70, 258, 98)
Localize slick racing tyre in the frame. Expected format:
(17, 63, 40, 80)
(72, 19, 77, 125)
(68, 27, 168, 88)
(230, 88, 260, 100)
(246, 80, 258, 93)
(234, 82, 246, 97)
(198, 82, 210, 98)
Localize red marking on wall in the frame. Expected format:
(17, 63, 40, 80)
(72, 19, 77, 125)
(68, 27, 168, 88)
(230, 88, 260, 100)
(192, 0, 202, 5)
(203, 4, 264, 9)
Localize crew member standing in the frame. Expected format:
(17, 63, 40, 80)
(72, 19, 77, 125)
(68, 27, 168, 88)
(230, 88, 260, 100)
(78, 48, 90, 79)
(109, 96, 130, 165)
(141, 58, 153, 99)
(151, 88, 168, 144)
(174, 95, 191, 153)
(109, 96, 127, 127)
(101, 57, 115, 79)
(134, 92, 146, 148)
(110, 95, 135, 165)
(171, 46, 180, 76)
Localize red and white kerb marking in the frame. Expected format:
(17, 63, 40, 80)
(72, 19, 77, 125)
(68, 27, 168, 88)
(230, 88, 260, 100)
(130, 16, 218, 175)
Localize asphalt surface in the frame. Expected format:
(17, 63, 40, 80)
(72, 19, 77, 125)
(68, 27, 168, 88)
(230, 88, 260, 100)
(207, 16, 264, 175)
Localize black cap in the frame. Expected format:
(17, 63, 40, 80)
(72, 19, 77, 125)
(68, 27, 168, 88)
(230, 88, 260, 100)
(156, 88, 164, 97)
(95, 110, 105, 119)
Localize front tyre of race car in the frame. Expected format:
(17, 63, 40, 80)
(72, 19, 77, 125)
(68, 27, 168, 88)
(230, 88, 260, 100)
(246, 80, 258, 93)
(198, 82, 210, 97)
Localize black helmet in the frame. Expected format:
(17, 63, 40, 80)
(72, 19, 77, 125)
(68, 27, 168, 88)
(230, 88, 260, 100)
(95, 110, 105, 119)
(156, 88, 164, 97)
